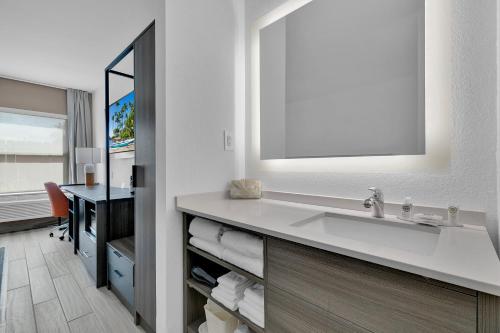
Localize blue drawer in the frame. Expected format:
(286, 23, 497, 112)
(107, 244, 134, 306)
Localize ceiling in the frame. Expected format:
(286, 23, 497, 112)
(0, 0, 159, 92)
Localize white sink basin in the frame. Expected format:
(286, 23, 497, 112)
(291, 213, 441, 255)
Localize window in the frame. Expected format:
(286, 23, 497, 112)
(0, 110, 66, 193)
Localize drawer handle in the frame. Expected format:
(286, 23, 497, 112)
(113, 269, 123, 278)
(113, 250, 122, 258)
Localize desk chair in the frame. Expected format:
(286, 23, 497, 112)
(44, 182, 69, 240)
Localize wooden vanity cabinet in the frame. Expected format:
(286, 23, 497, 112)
(181, 211, 499, 333)
(266, 238, 498, 333)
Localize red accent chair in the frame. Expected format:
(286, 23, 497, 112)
(44, 182, 69, 240)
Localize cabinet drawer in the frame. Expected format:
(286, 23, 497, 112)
(107, 245, 134, 306)
(267, 286, 369, 333)
(267, 238, 477, 333)
(79, 231, 96, 280)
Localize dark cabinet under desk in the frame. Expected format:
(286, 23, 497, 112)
(63, 185, 134, 288)
(76, 198, 107, 286)
(107, 237, 135, 311)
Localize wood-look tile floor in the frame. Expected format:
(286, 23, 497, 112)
(0, 227, 144, 333)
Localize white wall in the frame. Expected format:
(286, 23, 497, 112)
(92, 86, 106, 183)
(245, 0, 499, 247)
(159, 1, 239, 331)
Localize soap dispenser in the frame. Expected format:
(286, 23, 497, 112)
(401, 197, 413, 219)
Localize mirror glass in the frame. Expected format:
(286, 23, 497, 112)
(108, 51, 135, 189)
(260, 0, 425, 159)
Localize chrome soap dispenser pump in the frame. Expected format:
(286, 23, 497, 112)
(363, 187, 384, 218)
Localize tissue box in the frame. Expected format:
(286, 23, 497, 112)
(229, 179, 262, 199)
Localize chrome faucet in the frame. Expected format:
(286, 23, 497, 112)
(363, 187, 384, 218)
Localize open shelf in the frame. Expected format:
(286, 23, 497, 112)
(186, 245, 264, 285)
(186, 278, 265, 333)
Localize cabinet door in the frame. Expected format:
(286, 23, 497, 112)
(134, 23, 156, 329)
(267, 238, 477, 333)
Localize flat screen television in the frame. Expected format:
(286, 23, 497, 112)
(109, 91, 135, 154)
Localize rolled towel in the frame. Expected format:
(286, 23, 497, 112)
(189, 237, 224, 259)
(244, 283, 264, 308)
(238, 299, 264, 328)
(234, 324, 249, 333)
(221, 231, 263, 259)
(222, 249, 263, 278)
(211, 288, 239, 311)
(217, 271, 252, 290)
(189, 217, 223, 242)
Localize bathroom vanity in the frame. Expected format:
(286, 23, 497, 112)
(178, 192, 500, 333)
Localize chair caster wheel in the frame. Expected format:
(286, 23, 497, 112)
(59, 236, 65, 241)
(49, 233, 54, 237)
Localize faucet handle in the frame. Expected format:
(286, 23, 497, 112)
(368, 187, 384, 201)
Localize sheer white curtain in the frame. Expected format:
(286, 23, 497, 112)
(67, 89, 93, 183)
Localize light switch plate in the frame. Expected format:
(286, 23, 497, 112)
(224, 130, 234, 151)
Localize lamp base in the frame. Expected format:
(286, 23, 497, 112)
(85, 172, 95, 187)
(84, 164, 96, 187)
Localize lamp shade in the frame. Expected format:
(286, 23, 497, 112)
(75, 147, 102, 164)
(75, 148, 92, 164)
(92, 148, 102, 164)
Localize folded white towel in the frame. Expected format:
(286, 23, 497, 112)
(211, 286, 243, 303)
(221, 231, 263, 259)
(211, 288, 239, 311)
(222, 249, 263, 278)
(217, 271, 252, 290)
(244, 284, 264, 308)
(238, 299, 264, 318)
(189, 237, 224, 259)
(239, 308, 264, 328)
(234, 324, 249, 333)
(238, 300, 264, 328)
(189, 217, 223, 242)
(217, 282, 252, 297)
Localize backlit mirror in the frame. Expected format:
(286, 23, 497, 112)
(260, 0, 425, 159)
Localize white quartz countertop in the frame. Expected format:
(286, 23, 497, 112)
(176, 192, 500, 296)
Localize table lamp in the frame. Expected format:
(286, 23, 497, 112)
(75, 147, 102, 186)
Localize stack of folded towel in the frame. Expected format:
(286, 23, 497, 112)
(211, 272, 253, 311)
(238, 283, 264, 328)
(221, 231, 263, 277)
(188, 217, 264, 278)
(189, 217, 225, 259)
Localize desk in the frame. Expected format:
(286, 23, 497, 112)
(61, 185, 134, 287)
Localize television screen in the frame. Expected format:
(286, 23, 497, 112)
(109, 91, 135, 154)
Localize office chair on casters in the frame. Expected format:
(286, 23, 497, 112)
(44, 182, 69, 241)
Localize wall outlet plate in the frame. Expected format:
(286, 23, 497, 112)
(224, 130, 234, 151)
